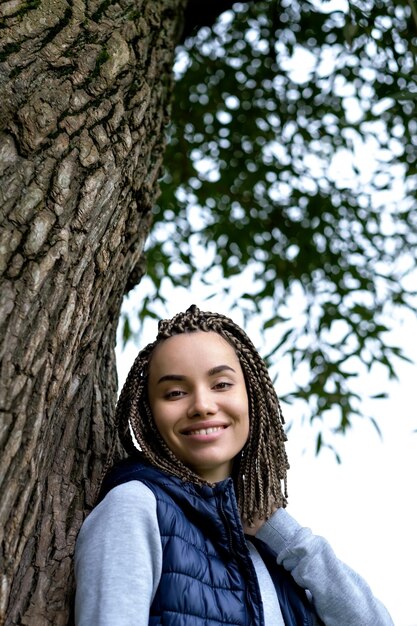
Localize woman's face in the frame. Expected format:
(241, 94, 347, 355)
(148, 331, 250, 483)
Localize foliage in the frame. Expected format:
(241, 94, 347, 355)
(123, 0, 417, 453)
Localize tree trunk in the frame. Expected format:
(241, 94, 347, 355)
(0, 1, 187, 623)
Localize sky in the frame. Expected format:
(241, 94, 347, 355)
(116, 282, 417, 626)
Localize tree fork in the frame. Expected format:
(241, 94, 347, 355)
(0, 0, 188, 623)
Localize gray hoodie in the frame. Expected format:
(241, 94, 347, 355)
(74, 481, 393, 626)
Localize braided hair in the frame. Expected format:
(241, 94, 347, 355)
(115, 304, 289, 523)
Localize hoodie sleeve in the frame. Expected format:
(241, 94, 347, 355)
(74, 481, 162, 626)
(256, 508, 394, 626)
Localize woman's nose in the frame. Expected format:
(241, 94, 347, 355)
(187, 387, 217, 418)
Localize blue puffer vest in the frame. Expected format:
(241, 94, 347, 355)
(99, 455, 320, 626)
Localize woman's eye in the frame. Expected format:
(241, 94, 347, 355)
(214, 381, 232, 390)
(165, 389, 185, 399)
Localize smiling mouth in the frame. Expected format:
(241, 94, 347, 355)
(184, 426, 227, 436)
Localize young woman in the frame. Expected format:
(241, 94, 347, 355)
(75, 305, 394, 625)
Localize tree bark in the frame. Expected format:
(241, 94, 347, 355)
(0, 1, 187, 623)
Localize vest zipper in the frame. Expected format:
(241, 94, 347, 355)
(219, 485, 264, 626)
(219, 495, 235, 553)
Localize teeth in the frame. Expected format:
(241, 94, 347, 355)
(188, 426, 223, 435)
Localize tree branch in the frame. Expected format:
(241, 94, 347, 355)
(407, 0, 417, 34)
(181, 0, 255, 41)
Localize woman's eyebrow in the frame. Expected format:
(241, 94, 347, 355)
(157, 374, 186, 384)
(208, 365, 236, 376)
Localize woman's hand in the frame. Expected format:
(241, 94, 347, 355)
(242, 506, 279, 536)
(243, 517, 266, 536)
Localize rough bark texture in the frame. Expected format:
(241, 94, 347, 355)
(0, 1, 187, 623)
